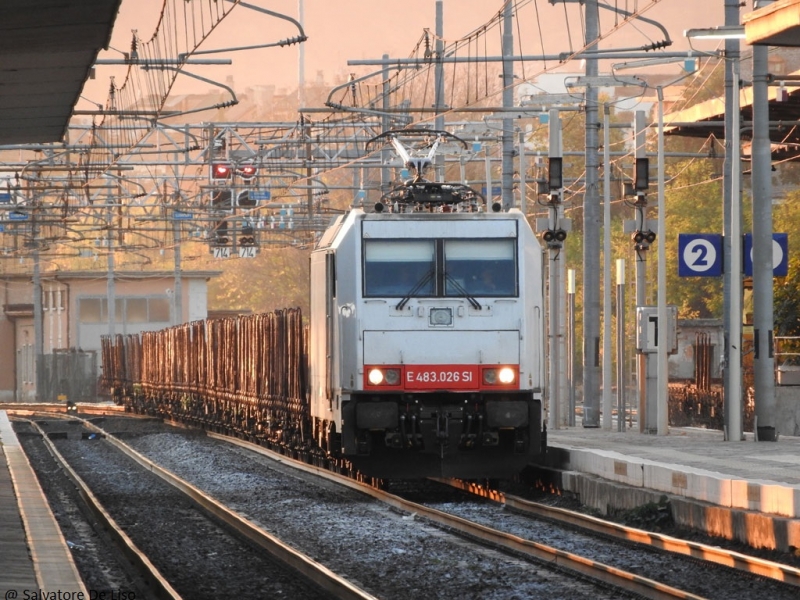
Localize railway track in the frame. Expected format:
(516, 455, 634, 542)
(440, 478, 800, 587)
(13, 415, 372, 600)
(10, 409, 800, 599)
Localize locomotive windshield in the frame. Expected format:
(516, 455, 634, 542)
(364, 240, 435, 297)
(444, 239, 516, 297)
(363, 238, 517, 298)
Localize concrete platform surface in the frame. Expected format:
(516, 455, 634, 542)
(0, 411, 87, 597)
(544, 423, 800, 551)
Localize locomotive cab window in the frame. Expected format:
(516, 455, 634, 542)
(364, 240, 435, 297)
(444, 239, 517, 297)
(363, 238, 517, 298)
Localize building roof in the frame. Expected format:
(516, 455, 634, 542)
(0, 270, 223, 281)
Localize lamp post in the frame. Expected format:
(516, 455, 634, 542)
(751, 29, 777, 442)
(685, 20, 747, 442)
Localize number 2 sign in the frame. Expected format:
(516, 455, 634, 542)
(678, 234, 723, 277)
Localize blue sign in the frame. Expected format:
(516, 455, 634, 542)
(0, 192, 10, 203)
(678, 234, 723, 277)
(0, 224, 4, 232)
(481, 186, 503, 197)
(744, 233, 788, 277)
(173, 210, 193, 220)
(249, 190, 271, 201)
(7, 211, 28, 221)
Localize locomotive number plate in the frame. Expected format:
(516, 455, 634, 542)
(404, 365, 479, 390)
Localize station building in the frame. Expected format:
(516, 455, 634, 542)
(0, 270, 220, 403)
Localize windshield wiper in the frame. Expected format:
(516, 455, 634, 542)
(444, 272, 482, 310)
(395, 269, 434, 310)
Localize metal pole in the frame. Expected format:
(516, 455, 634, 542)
(582, 0, 601, 427)
(173, 219, 182, 325)
(722, 0, 741, 441)
(106, 197, 115, 340)
(297, 0, 305, 108)
(501, 1, 514, 210)
(568, 269, 576, 427)
(548, 238, 560, 431)
(752, 40, 777, 441)
(434, 0, 445, 182)
(558, 207, 568, 428)
(547, 110, 563, 431)
(656, 87, 669, 436)
(617, 258, 626, 431)
(381, 54, 392, 195)
(32, 216, 43, 401)
(518, 132, 527, 213)
(602, 104, 613, 430)
(728, 63, 744, 441)
(485, 152, 492, 204)
(722, 0, 741, 440)
(634, 110, 648, 433)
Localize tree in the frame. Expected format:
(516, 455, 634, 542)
(662, 159, 725, 319)
(207, 246, 310, 315)
(773, 189, 800, 339)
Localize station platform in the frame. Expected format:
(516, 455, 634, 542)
(541, 422, 800, 552)
(0, 411, 87, 598)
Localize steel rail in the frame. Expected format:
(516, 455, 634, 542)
(1, 402, 127, 416)
(25, 419, 183, 600)
(73, 418, 378, 600)
(438, 477, 800, 589)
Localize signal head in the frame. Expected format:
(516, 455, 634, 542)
(238, 164, 257, 182)
(210, 163, 233, 180)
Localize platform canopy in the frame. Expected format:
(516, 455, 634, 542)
(744, 0, 800, 47)
(664, 72, 800, 161)
(666, 0, 800, 162)
(0, 0, 122, 144)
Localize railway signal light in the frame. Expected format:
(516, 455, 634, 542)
(239, 224, 256, 246)
(548, 157, 563, 191)
(634, 157, 650, 191)
(210, 162, 233, 181)
(214, 220, 230, 245)
(212, 190, 233, 211)
(237, 164, 257, 182)
(542, 229, 568, 244)
(237, 190, 256, 207)
(632, 229, 656, 248)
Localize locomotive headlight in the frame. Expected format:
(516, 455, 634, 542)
(384, 368, 401, 385)
(482, 367, 516, 386)
(367, 367, 401, 386)
(368, 368, 385, 385)
(498, 367, 515, 384)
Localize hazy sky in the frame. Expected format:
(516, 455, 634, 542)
(80, 0, 727, 109)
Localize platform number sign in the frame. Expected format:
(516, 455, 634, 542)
(743, 233, 788, 277)
(678, 234, 722, 277)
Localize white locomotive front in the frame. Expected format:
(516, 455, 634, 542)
(309, 204, 545, 479)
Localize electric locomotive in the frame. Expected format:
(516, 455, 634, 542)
(308, 130, 546, 479)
